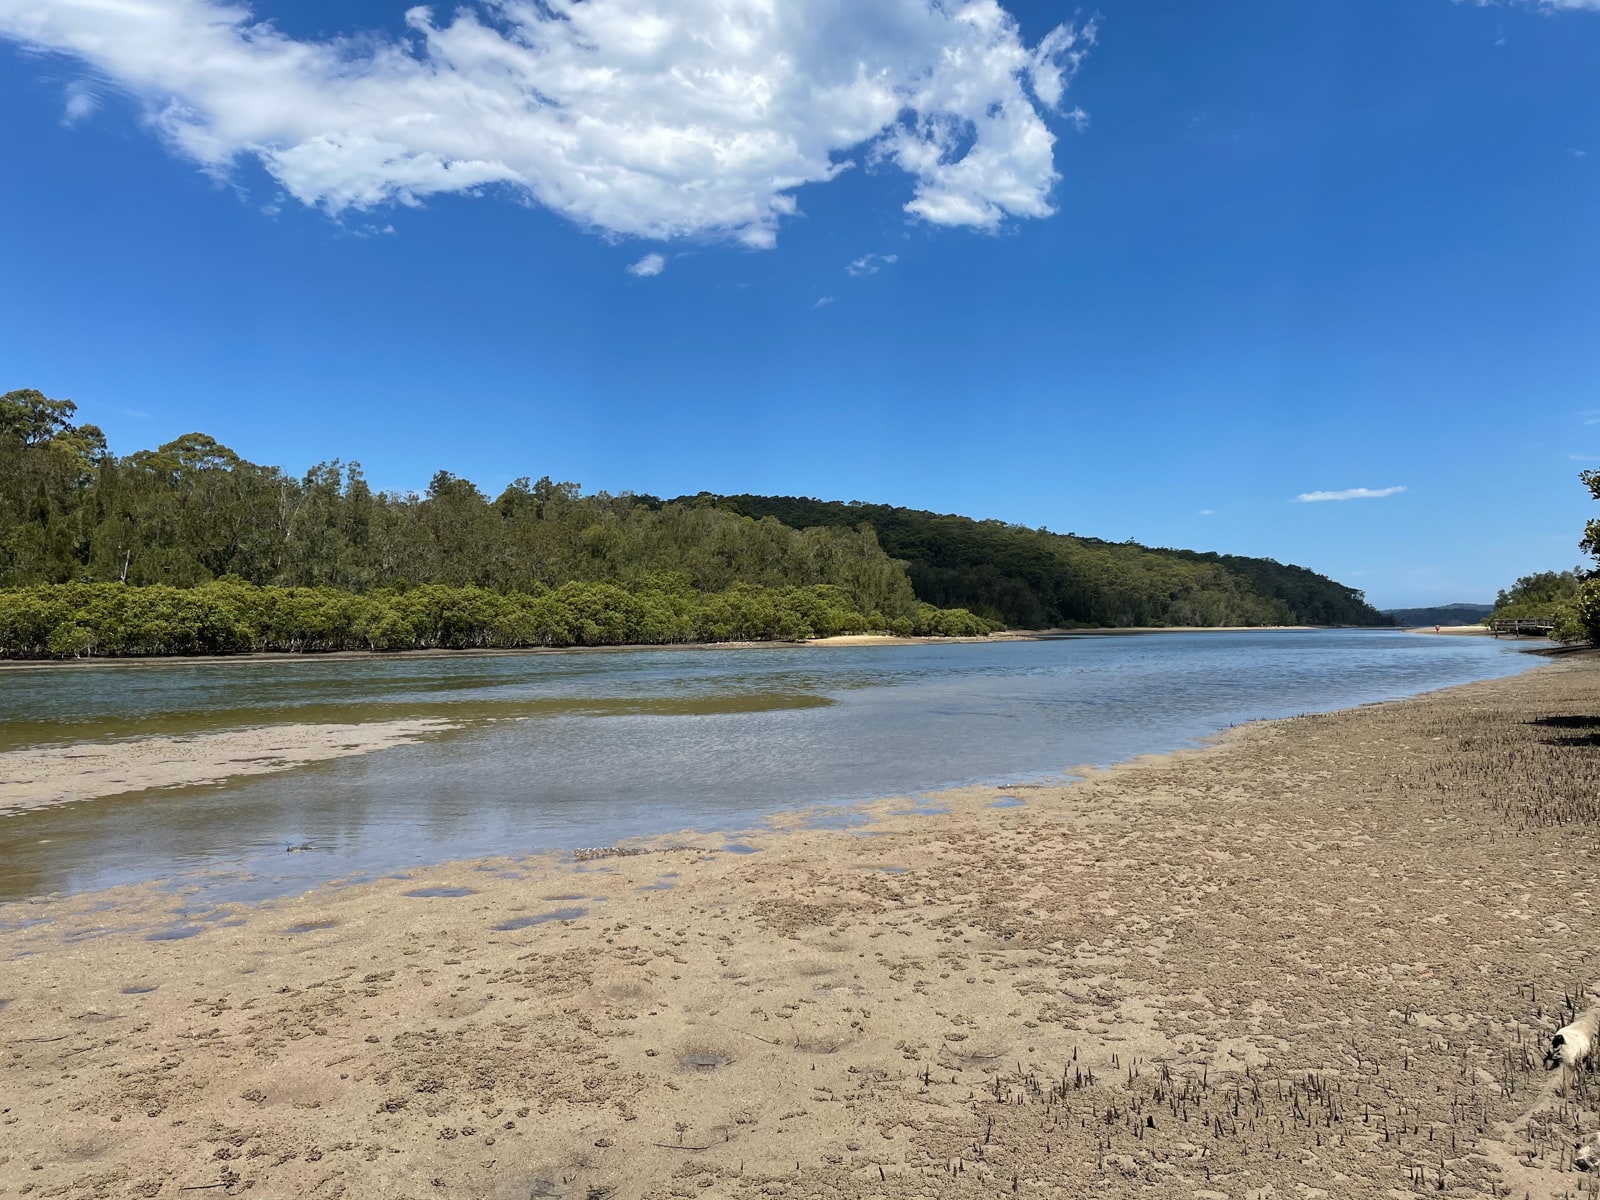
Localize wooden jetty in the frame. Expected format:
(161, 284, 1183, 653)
(1489, 618, 1557, 637)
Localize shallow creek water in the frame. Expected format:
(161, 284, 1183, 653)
(0, 630, 1538, 904)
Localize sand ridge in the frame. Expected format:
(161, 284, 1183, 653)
(1, 662, 1598, 1197)
(0, 719, 455, 815)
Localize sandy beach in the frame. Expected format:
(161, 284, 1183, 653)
(2, 658, 1598, 1198)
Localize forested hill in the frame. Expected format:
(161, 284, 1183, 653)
(677, 495, 1389, 629)
(1, 387, 1379, 642)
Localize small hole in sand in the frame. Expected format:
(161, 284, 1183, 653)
(120, 985, 158, 995)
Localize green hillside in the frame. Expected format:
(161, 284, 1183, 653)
(679, 494, 1388, 630)
(1382, 604, 1492, 627)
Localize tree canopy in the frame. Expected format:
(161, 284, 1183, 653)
(679, 494, 1388, 629)
(0, 388, 1386, 656)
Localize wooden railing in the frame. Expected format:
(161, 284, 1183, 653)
(1490, 618, 1556, 636)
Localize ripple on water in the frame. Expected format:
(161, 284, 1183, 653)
(402, 886, 477, 898)
(493, 907, 586, 931)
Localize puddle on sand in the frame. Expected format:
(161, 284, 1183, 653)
(679, 1051, 733, 1071)
(120, 985, 158, 995)
(493, 907, 587, 931)
(855, 865, 909, 874)
(541, 893, 586, 902)
(403, 886, 477, 899)
(990, 796, 1025, 808)
(638, 877, 677, 891)
(285, 919, 338, 935)
(145, 926, 204, 942)
(721, 843, 761, 855)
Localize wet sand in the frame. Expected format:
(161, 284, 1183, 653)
(0, 719, 454, 815)
(2, 659, 1598, 1198)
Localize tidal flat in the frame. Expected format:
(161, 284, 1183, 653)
(1, 657, 1597, 1198)
(0, 630, 1538, 901)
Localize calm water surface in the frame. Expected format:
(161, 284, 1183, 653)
(0, 631, 1538, 904)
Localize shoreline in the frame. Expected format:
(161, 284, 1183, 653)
(2, 660, 1596, 1198)
(0, 623, 1360, 671)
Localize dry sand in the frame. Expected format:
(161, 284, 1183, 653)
(0, 720, 454, 816)
(3, 660, 1599, 1198)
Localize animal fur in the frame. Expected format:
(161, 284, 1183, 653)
(1545, 1009, 1600, 1072)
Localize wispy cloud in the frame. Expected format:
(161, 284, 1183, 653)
(0, 1, 1093, 248)
(61, 78, 97, 125)
(1295, 486, 1407, 503)
(813, 296, 834, 309)
(626, 253, 666, 278)
(1571, 454, 1600, 461)
(1198, 509, 1215, 516)
(847, 252, 899, 277)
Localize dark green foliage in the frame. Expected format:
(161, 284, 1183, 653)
(0, 386, 1376, 654)
(0, 580, 998, 658)
(0, 391, 918, 620)
(1491, 570, 1581, 616)
(0, 389, 1006, 657)
(679, 495, 1386, 629)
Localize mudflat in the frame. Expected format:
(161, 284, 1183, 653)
(2, 659, 1597, 1199)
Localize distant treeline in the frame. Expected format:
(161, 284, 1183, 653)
(1382, 604, 1493, 627)
(0, 580, 996, 659)
(0, 386, 1381, 657)
(677, 495, 1389, 629)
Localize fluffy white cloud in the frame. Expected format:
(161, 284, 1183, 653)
(847, 252, 899, 276)
(1295, 486, 1408, 503)
(626, 252, 666, 277)
(0, 0, 1092, 247)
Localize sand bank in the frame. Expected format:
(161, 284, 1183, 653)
(2, 663, 1598, 1198)
(0, 719, 454, 816)
(1408, 624, 1493, 636)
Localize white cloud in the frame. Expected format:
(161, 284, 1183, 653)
(61, 78, 98, 125)
(847, 252, 899, 276)
(0, 0, 1092, 247)
(1198, 508, 1214, 516)
(813, 296, 834, 308)
(626, 252, 666, 277)
(1295, 486, 1408, 503)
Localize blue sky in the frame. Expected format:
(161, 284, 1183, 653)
(1, 0, 1597, 608)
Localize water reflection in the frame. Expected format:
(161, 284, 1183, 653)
(0, 631, 1538, 903)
